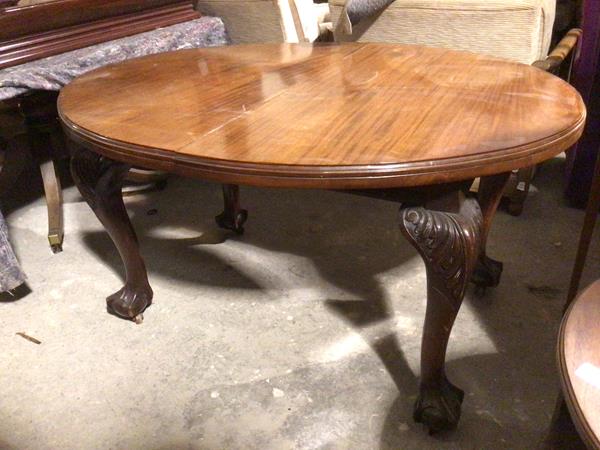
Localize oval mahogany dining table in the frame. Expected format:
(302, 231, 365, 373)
(58, 43, 586, 434)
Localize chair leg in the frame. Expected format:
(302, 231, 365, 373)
(39, 157, 63, 253)
(19, 91, 65, 253)
(506, 166, 536, 216)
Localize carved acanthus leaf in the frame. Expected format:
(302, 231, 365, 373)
(400, 198, 482, 303)
(70, 148, 129, 210)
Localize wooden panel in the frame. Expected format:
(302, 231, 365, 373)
(559, 279, 600, 450)
(0, 1, 200, 69)
(58, 43, 586, 189)
(0, 0, 185, 39)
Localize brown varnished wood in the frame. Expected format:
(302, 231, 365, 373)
(0, 0, 185, 40)
(61, 43, 586, 433)
(471, 173, 510, 290)
(0, 0, 194, 250)
(0, 0, 200, 69)
(559, 280, 600, 450)
(533, 28, 582, 74)
(70, 146, 152, 322)
(59, 43, 586, 189)
(400, 190, 483, 432)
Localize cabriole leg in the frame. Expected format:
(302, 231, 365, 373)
(70, 147, 152, 323)
(400, 192, 483, 433)
(471, 173, 510, 290)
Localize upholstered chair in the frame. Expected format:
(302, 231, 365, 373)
(195, 0, 331, 43)
(329, 0, 555, 64)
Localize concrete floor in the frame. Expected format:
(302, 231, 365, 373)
(1, 156, 598, 450)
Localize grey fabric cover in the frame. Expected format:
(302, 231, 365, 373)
(0, 209, 26, 293)
(0, 16, 229, 291)
(0, 16, 229, 101)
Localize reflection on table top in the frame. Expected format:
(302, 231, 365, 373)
(59, 43, 586, 188)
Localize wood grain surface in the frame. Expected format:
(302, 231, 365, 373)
(559, 280, 600, 450)
(59, 43, 586, 189)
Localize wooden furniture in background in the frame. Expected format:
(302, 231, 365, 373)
(483, 31, 582, 216)
(543, 126, 600, 450)
(500, 27, 582, 216)
(558, 280, 600, 449)
(0, 0, 201, 252)
(59, 43, 585, 433)
(546, 107, 600, 450)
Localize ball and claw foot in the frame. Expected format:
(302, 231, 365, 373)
(215, 209, 248, 235)
(471, 255, 503, 295)
(106, 284, 153, 323)
(413, 377, 465, 434)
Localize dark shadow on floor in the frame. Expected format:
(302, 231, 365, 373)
(2, 154, 591, 448)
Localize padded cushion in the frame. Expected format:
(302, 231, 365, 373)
(330, 0, 556, 64)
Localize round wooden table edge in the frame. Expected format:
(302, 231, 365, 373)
(58, 96, 586, 189)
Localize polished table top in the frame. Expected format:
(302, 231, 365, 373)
(59, 43, 585, 188)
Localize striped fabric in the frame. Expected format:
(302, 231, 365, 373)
(330, 0, 556, 64)
(195, 0, 329, 43)
(195, 0, 290, 43)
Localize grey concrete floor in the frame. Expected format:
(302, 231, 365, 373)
(1, 156, 598, 450)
